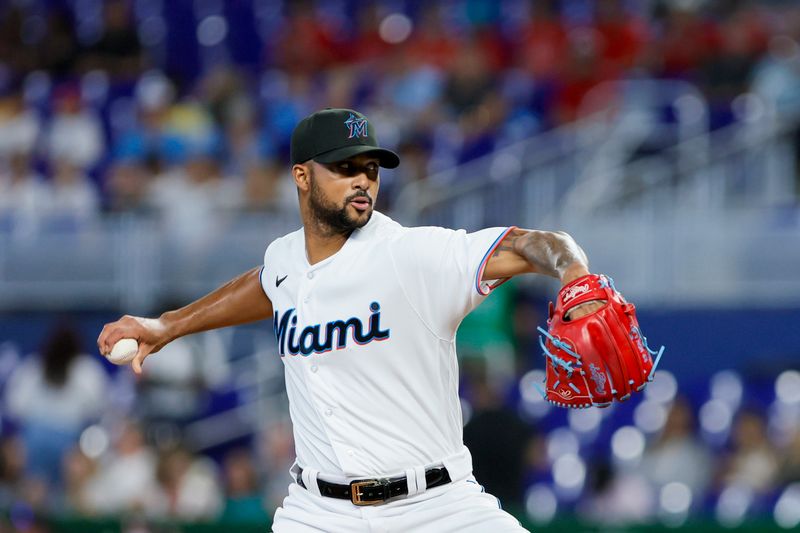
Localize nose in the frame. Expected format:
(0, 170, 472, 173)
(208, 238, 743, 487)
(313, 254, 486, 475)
(352, 171, 370, 190)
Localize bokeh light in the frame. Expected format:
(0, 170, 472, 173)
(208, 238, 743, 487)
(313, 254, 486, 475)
(710, 370, 744, 408)
(519, 370, 551, 419)
(774, 483, 800, 529)
(379, 14, 413, 45)
(644, 370, 677, 404)
(525, 484, 558, 524)
(660, 482, 692, 514)
(568, 406, 603, 439)
(197, 15, 228, 47)
(775, 370, 800, 405)
(552, 453, 586, 496)
(79, 425, 109, 460)
(699, 399, 733, 435)
(546, 428, 580, 463)
(611, 426, 646, 463)
(716, 484, 753, 528)
(633, 400, 668, 434)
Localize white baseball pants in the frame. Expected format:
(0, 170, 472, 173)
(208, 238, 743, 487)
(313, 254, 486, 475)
(271, 474, 529, 532)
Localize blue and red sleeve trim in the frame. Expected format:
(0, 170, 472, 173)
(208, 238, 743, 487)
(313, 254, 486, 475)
(474, 226, 517, 296)
(258, 265, 269, 298)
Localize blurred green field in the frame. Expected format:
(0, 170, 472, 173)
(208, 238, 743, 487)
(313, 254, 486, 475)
(41, 515, 787, 533)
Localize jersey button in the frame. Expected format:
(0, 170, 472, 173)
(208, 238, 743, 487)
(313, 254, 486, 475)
(307, 272, 314, 279)
(310, 365, 318, 373)
(324, 408, 333, 417)
(347, 449, 355, 456)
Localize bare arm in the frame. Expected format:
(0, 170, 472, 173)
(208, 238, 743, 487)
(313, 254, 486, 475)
(483, 228, 590, 283)
(97, 267, 273, 374)
(483, 229, 602, 319)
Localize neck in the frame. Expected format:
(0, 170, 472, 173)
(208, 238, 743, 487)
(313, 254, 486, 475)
(300, 206, 353, 265)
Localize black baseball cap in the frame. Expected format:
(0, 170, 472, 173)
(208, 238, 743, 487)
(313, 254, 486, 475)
(290, 108, 400, 169)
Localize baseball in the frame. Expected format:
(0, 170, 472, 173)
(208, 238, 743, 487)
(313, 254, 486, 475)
(107, 338, 139, 365)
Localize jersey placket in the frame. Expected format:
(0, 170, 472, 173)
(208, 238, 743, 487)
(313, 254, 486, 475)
(296, 261, 354, 471)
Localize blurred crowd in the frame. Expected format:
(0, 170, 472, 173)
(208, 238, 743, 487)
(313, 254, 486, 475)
(0, 296, 799, 530)
(457, 285, 800, 527)
(0, 321, 295, 531)
(2, 0, 800, 530)
(1, 0, 800, 236)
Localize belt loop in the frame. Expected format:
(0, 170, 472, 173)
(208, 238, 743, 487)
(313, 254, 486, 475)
(442, 447, 473, 482)
(301, 467, 322, 497)
(414, 465, 427, 493)
(404, 468, 418, 497)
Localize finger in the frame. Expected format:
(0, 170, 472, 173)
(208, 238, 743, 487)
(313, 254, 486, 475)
(99, 321, 128, 355)
(104, 329, 129, 354)
(97, 324, 110, 354)
(131, 354, 143, 375)
(131, 345, 149, 375)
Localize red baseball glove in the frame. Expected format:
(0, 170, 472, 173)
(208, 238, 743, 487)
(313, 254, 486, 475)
(534, 274, 664, 409)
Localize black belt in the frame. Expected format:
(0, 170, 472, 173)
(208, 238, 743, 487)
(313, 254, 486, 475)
(297, 466, 452, 506)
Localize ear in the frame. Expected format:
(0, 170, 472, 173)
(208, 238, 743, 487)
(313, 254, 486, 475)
(292, 163, 311, 192)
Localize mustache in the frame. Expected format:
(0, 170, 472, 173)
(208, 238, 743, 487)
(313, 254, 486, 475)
(347, 192, 372, 204)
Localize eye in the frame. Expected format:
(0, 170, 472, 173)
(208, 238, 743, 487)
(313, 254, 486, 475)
(337, 162, 351, 172)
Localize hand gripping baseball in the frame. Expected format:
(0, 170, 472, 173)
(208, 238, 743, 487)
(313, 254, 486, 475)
(534, 274, 665, 408)
(97, 315, 171, 374)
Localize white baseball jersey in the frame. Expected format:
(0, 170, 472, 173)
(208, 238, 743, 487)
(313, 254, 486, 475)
(260, 211, 513, 479)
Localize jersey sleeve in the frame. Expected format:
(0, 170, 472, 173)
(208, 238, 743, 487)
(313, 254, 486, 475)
(389, 225, 516, 339)
(260, 240, 276, 301)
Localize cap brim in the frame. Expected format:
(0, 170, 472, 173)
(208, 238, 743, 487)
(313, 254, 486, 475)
(313, 145, 400, 169)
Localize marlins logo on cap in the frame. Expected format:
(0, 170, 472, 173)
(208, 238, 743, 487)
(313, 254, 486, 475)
(344, 113, 368, 139)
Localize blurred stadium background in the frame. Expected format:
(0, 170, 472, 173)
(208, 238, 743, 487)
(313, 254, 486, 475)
(1, 0, 799, 531)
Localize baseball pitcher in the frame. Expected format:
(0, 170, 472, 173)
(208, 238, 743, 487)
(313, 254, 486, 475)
(99, 108, 661, 532)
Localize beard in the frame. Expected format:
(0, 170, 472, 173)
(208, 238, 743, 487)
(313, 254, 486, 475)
(308, 170, 372, 235)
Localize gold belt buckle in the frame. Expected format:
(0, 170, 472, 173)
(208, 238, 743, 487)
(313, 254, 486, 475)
(350, 479, 388, 506)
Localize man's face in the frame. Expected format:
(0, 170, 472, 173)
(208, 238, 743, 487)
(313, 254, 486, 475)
(306, 154, 380, 234)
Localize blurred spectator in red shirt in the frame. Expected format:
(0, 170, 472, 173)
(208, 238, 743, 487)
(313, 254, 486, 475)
(551, 29, 617, 124)
(405, 5, 459, 70)
(652, 4, 721, 79)
(472, 23, 512, 74)
(349, 4, 394, 66)
(271, 0, 345, 75)
(592, 0, 650, 72)
(515, 0, 568, 81)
